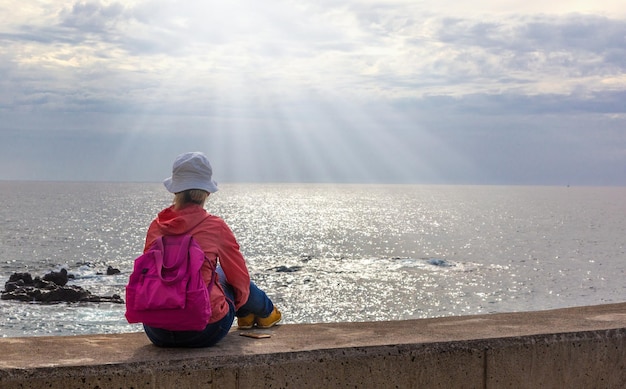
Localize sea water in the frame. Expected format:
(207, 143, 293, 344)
(0, 181, 624, 337)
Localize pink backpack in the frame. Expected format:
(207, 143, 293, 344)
(125, 234, 213, 331)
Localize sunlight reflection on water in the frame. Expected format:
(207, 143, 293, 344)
(1, 183, 625, 337)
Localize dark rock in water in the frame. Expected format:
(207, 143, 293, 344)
(7, 272, 33, 285)
(106, 266, 121, 275)
(39, 285, 89, 303)
(426, 258, 453, 267)
(2, 271, 124, 304)
(42, 268, 69, 286)
(270, 265, 303, 273)
(5, 273, 35, 291)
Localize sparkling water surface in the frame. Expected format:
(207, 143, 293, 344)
(1, 182, 624, 337)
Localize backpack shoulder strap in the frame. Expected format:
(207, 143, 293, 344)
(151, 236, 165, 270)
(187, 235, 216, 288)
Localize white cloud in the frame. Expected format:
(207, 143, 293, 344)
(0, 0, 625, 184)
(3, 1, 624, 104)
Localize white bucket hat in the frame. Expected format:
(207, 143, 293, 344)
(163, 152, 219, 194)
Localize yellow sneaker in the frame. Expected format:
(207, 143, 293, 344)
(256, 307, 282, 329)
(237, 313, 255, 329)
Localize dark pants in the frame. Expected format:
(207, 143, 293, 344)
(143, 267, 274, 348)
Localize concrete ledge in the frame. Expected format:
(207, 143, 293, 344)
(1, 303, 625, 388)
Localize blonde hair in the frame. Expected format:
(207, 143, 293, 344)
(173, 189, 209, 209)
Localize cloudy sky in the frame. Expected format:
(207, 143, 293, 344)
(1, 1, 625, 185)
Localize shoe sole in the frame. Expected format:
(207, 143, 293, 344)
(256, 317, 281, 329)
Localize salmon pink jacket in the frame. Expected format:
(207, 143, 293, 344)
(144, 204, 251, 324)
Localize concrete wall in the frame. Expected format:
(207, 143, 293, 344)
(1, 303, 625, 388)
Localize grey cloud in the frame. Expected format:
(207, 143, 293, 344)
(393, 89, 626, 116)
(520, 15, 626, 53)
(0, 2, 130, 48)
(0, 24, 86, 46)
(0, 30, 62, 45)
(436, 14, 626, 52)
(59, 1, 127, 33)
(55, 1, 186, 56)
(434, 15, 626, 73)
(1, 1, 181, 56)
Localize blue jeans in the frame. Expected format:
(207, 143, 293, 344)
(143, 267, 274, 348)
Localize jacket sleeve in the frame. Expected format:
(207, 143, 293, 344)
(217, 222, 251, 310)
